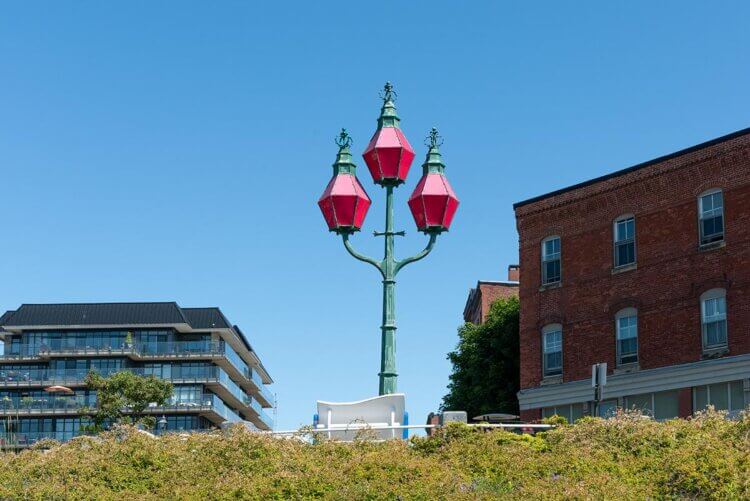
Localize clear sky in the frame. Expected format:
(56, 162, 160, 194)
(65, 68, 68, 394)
(1, 2, 748, 431)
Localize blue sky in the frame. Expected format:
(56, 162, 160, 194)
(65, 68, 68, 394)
(1, 2, 748, 431)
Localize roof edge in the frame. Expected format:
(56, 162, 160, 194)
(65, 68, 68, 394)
(513, 126, 750, 210)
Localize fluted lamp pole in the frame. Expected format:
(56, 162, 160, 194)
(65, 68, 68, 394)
(318, 83, 459, 395)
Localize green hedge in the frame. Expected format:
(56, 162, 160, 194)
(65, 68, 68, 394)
(1, 410, 748, 499)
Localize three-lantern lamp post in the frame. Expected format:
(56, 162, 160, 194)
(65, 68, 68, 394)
(317, 82, 459, 395)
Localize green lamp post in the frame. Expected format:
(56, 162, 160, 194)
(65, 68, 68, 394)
(318, 83, 459, 395)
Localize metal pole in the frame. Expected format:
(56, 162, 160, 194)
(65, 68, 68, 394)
(380, 185, 397, 395)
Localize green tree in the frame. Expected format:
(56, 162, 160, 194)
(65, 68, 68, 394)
(84, 371, 173, 431)
(442, 296, 520, 418)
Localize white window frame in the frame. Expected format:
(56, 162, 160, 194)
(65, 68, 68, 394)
(700, 288, 728, 351)
(542, 324, 563, 378)
(624, 390, 679, 421)
(615, 307, 638, 366)
(613, 215, 636, 268)
(698, 189, 724, 246)
(541, 236, 561, 285)
(692, 380, 745, 415)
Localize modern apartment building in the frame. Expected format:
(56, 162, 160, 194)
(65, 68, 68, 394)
(0, 302, 274, 447)
(514, 127, 750, 422)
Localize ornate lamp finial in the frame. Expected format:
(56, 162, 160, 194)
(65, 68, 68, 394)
(379, 81, 397, 103)
(425, 127, 443, 149)
(336, 128, 353, 149)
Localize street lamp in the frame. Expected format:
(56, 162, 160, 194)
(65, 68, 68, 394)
(318, 83, 459, 395)
(158, 415, 167, 435)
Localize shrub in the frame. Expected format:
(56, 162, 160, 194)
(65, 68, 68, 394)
(0, 410, 748, 499)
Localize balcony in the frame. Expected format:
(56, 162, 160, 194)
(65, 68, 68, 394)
(245, 395, 274, 430)
(0, 366, 268, 429)
(0, 341, 273, 406)
(0, 431, 75, 449)
(247, 367, 274, 408)
(0, 340, 224, 360)
(0, 395, 90, 416)
(147, 393, 241, 425)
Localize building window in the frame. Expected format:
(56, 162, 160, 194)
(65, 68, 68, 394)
(614, 216, 636, 267)
(698, 189, 724, 245)
(542, 324, 562, 377)
(598, 399, 618, 418)
(625, 390, 679, 420)
(701, 289, 727, 351)
(615, 308, 638, 366)
(541, 236, 561, 285)
(693, 380, 745, 415)
(541, 403, 584, 423)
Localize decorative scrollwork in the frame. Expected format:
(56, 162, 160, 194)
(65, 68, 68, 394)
(424, 127, 443, 148)
(335, 128, 353, 149)
(379, 81, 397, 103)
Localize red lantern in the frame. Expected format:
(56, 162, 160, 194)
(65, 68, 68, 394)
(362, 84, 415, 185)
(408, 128, 459, 233)
(318, 130, 372, 233)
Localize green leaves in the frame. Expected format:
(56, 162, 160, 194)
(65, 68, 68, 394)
(2, 412, 749, 499)
(84, 371, 173, 431)
(442, 296, 520, 418)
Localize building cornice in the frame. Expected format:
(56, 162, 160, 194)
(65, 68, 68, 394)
(518, 353, 750, 410)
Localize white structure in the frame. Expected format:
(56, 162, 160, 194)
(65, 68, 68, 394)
(314, 394, 407, 441)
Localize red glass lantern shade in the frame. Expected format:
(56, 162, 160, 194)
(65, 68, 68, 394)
(319, 129, 371, 234)
(318, 173, 371, 233)
(408, 173, 459, 233)
(363, 127, 415, 185)
(362, 87, 415, 186)
(408, 128, 459, 233)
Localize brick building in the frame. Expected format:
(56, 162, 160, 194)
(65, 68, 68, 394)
(463, 265, 520, 324)
(514, 127, 750, 423)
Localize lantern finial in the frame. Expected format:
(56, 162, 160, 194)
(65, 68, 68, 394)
(376, 82, 400, 129)
(422, 127, 446, 175)
(379, 81, 397, 103)
(425, 127, 444, 149)
(335, 128, 353, 150)
(332, 128, 356, 176)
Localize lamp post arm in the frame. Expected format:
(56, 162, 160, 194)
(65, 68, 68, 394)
(394, 233, 438, 275)
(341, 233, 384, 277)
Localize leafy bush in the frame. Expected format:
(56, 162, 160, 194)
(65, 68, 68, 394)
(1, 410, 749, 499)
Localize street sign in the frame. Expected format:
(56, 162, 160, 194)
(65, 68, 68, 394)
(591, 362, 607, 387)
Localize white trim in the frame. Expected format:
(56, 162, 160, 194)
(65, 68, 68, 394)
(700, 289, 727, 351)
(518, 352, 750, 410)
(541, 236, 561, 285)
(613, 214, 636, 268)
(541, 324, 563, 378)
(615, 308, 638, 366)
(697, 188, 724, 245)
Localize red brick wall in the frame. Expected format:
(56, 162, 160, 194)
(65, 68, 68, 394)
(678, 388, 693, 418)
(515, 132, 750, 390)
(478, 283, 518, 323)
(520, 408, 542, 422)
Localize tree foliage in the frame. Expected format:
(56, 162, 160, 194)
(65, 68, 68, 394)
(442, 296, 520, 418)
(84, 371, 173, 430)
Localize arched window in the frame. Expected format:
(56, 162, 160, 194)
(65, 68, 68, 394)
(541, 236, 561, 285)
(700, 288, 727, 350)
(615, 308, 638, 366)
(613, 215, 636, 268)
(698, 189, 724, 245)
(542, 324, 563, 377)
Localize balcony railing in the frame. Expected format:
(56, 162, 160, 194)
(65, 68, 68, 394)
(0, 366, 251, 416)
(0, 395, 90, 414)
(245, 395, 274, 429)
(247, 367, 274, 407)
(0, 431, 78, 448)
